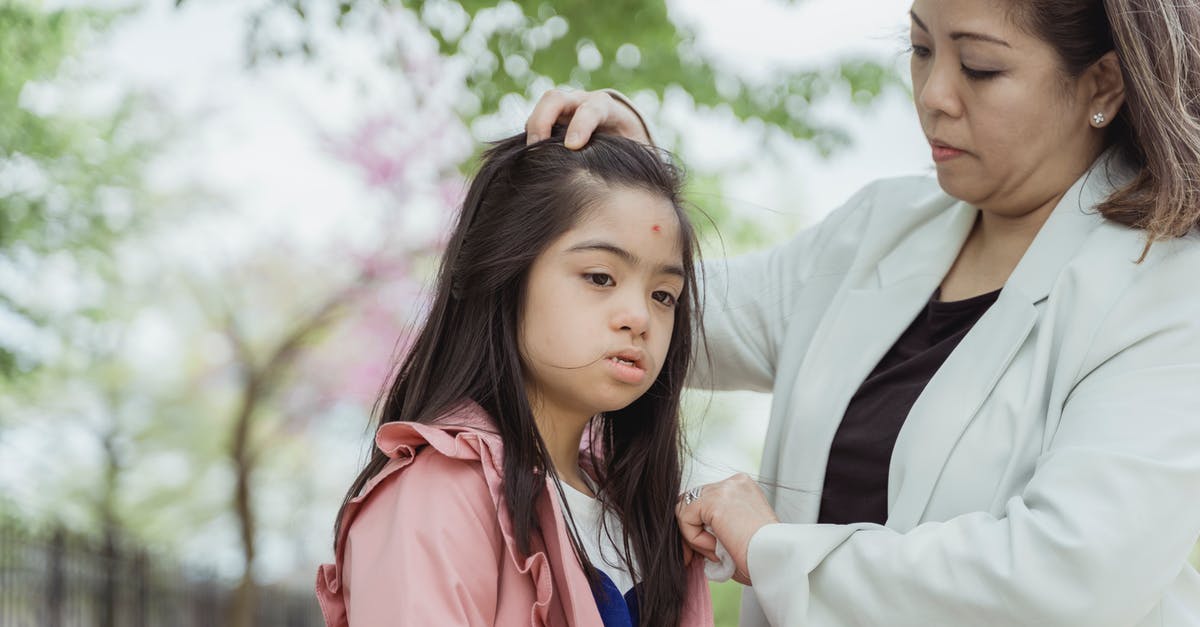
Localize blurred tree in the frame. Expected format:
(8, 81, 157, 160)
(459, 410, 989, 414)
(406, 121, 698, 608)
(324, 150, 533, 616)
(177, 0, 901, 155)
(4, 3, 470, 621)
(0, 1, 168, 380)
(173, 43, 467, 625)
(0, 5, 181, 604)
(204, 244, 431, 627)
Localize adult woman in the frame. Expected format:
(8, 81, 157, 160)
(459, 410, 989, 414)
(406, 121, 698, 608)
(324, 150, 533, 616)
(525, 0, 1200, 625)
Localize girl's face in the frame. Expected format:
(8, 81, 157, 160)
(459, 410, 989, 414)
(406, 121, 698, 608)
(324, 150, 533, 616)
(909, 0, 1107, 216)
(519, 185, 684, 421)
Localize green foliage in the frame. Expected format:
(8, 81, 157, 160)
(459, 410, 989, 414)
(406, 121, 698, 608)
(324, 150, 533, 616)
(178, 0, 902, 152)
(430, 0, 897, 147)
(0, 1, 166, 378)
(417, 0, 898, 153)
(176, 0, 904, 257)
(164, 0, 904, 268)
(0, 3, 79, 103)
(0, 3, 82, 249)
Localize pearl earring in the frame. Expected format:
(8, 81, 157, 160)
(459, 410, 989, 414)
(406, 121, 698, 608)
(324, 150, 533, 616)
(1092, 112, 1107, 126)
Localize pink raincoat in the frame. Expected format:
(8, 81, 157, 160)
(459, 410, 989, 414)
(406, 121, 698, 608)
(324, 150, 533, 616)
(315, 401, 714, 626)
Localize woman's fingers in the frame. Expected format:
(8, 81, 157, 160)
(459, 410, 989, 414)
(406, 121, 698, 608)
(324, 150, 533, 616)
(562, 95, 608, 149)
(525, 89, 605, 148)
(684, 528, 720, 563)
(525, 88, 582, 144)
(676, 487, 720, 562)
(681, 538, 717, 566)
(525, 89, 646, 148)
(677, 474, 781, 582)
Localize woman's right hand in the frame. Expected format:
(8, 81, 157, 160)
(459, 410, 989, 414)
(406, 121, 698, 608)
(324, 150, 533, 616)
(525, 88, 651, 149)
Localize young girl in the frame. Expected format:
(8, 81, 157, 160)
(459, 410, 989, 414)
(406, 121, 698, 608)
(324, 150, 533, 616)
(315, 129, 713, 626)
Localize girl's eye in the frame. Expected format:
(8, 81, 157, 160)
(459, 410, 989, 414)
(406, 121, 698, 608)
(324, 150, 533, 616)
(961, 65, 1001, 81)
(583, 273, 614, 287)
(652, 291, 678, 307)
(909, 44, 931, 59)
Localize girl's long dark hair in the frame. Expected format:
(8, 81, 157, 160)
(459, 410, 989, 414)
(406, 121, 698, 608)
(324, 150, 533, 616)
(334, 128, 701, 626)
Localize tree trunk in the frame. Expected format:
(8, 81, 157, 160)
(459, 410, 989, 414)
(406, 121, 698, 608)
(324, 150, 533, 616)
(227, 374, 261, 627)
(220, 284, 363, 627)
(98, 418, 122, 627)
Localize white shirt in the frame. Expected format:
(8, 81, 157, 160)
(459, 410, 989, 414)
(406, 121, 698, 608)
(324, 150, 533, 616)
(557, 479, 637, 596)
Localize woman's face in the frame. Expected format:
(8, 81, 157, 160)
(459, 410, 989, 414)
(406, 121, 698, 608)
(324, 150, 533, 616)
(519, 186, 684, 422)
(909, 0, 1106, 216)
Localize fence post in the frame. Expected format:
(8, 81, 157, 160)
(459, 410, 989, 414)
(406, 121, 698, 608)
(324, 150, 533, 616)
(45, 527, 65, 627)
(131, 549, 149, 627)
(191, 580, 211, 627)
(0, 522, 10, 627)
(6, 521, 322, 625)
(97, 531, 118, 627)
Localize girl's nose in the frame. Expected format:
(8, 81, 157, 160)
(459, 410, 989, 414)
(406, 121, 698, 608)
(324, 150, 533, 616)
(613, 294, 650, 337)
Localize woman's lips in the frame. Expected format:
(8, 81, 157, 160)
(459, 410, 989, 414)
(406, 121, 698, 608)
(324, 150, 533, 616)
(931, 142, 966, 162)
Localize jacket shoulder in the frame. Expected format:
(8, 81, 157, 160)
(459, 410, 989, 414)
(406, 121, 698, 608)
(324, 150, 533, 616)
(798, 175, 959, 277)
(349, 447, 499, 546)
(817, 175, 949, 233)
(317, 438, 507, 627)
(858, 175, 961, 230)
(1063, 222, 1200, 310)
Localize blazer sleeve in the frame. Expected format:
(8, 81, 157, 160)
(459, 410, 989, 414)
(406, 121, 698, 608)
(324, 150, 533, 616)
(743, 250, 1200, 626)
(343, 450, 504, 626)
(688, 182, 879, 392)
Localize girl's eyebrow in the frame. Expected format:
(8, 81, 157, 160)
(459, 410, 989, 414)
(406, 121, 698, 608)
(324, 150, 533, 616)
(565, 240, 685, 278)
(910, 10, 1012, 48)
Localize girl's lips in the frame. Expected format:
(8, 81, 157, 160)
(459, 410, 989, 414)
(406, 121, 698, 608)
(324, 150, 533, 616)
(605, 356, 647, 384)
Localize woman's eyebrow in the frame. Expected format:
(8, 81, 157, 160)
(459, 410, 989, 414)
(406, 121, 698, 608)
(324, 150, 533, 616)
(910, 10, 1012, 48)
(565, 240, 685, 278)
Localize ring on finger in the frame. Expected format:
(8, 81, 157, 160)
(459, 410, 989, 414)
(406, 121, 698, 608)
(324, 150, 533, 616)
(682, 485, 703, 505)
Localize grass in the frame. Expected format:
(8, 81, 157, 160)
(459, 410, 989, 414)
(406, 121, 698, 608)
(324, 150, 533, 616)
(710, 580, 744, 627)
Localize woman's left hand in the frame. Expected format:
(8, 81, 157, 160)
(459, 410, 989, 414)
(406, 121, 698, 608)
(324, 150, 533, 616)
(676, 473, 780, 586)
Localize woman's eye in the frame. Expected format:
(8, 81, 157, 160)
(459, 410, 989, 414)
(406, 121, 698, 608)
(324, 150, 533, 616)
(652, 291, 678, 307)
(961, 65, 1001, 80)
(583, 273, 614, 287)
(909, 40, 998, 80)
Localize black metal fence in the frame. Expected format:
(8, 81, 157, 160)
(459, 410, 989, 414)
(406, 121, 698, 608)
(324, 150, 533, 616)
(0, 520, 323, 627)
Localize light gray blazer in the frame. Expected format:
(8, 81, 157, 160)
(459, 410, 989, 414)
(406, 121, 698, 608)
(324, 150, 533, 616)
(694, 155, 1200, 626)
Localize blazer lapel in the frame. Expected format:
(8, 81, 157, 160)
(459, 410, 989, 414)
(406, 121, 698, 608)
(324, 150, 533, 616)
(774, 200, 978, 523)
(885, 157, 1130, 530)
(885, 292, 1038, 530)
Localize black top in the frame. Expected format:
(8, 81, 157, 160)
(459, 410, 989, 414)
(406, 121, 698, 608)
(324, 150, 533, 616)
(817, 287, 1002, 525)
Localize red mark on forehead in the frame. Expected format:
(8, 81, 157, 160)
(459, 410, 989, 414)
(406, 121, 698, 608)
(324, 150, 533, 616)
(652, 224, 662, 233)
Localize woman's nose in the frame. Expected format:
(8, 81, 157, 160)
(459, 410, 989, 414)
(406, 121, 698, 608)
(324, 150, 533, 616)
(918, 59, 964, 119)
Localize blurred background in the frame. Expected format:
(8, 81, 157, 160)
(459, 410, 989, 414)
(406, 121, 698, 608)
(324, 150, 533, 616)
(7, 1, 1176, 626)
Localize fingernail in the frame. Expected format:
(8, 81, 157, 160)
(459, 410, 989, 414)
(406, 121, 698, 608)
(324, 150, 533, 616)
(566, 132, 580, 146)
(527, 133, 540, 144)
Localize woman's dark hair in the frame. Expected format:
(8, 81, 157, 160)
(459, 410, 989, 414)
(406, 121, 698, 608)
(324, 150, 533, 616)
(1011, 0, 1200, 257)
(334, 128, 700, 626)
